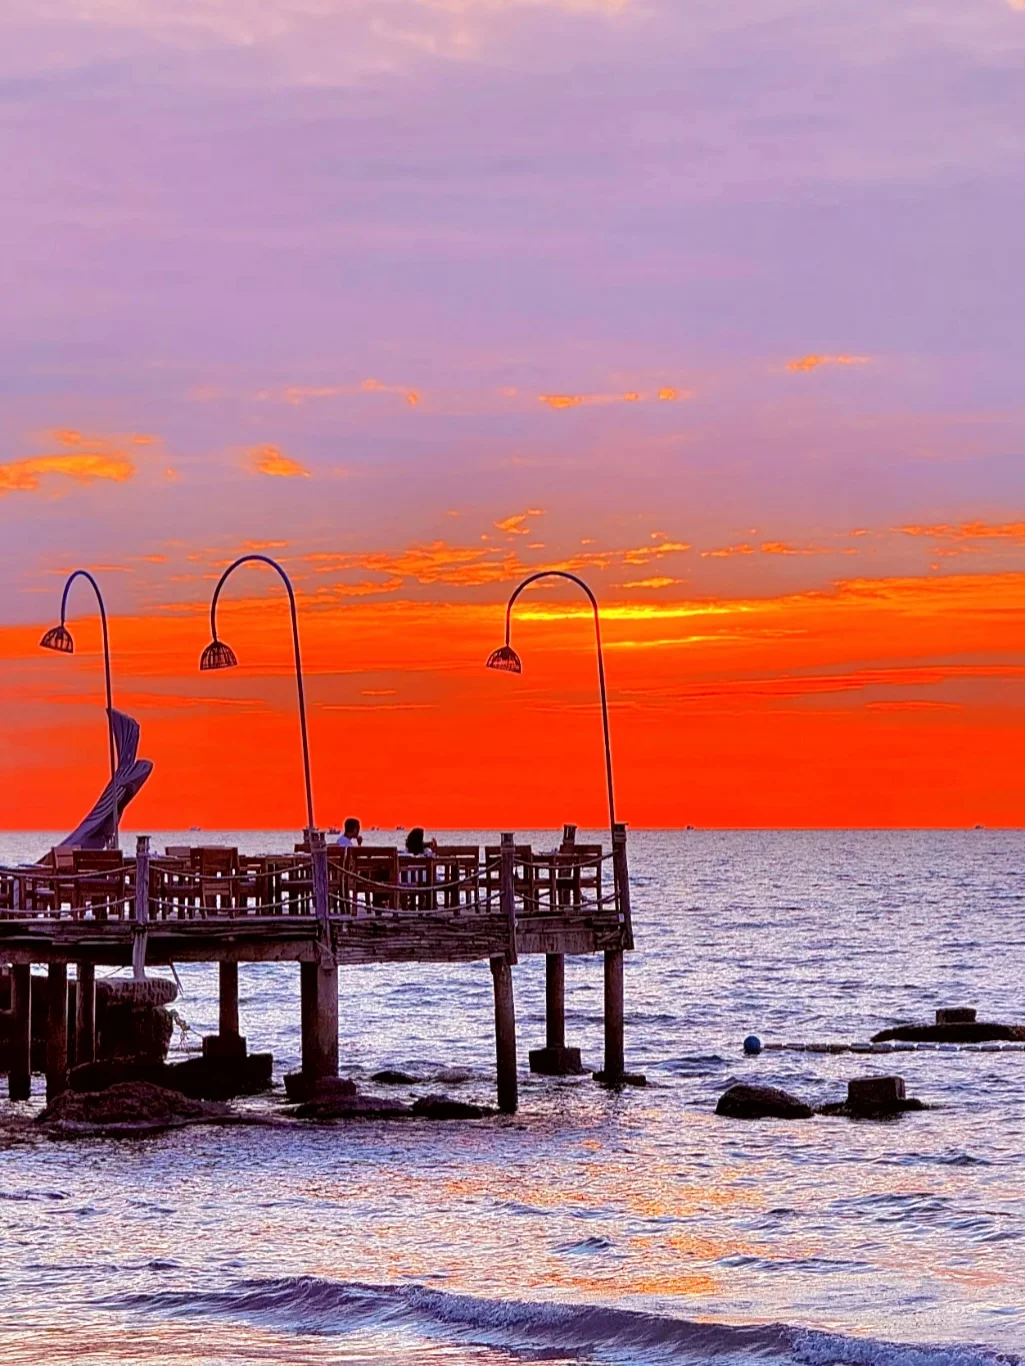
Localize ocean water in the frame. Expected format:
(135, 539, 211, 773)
(1, 828, 1023, 1366)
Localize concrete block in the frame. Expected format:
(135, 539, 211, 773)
(529, 1045, 584, 1076)
(936, 1007, 976, 1025)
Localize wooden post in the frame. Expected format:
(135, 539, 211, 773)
(561, 823, 577, 848)
(219, 961, 240, 1038)
(545, 953, 566, 1050)
(603, 948, 625, 1083)
(8, 964, 32, 1101)
(76, 962, 96, 1067)
(499, 831, 518, 965)
(300, 960, 339, 1079)
(46, 962, 69, 1101)
(132, 834, 151, 981)
(490, 955, 518, 1114)
(612, 822, 633, 950)
(309, 828, 330, 930)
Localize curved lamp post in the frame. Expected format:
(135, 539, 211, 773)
(40, 569, 120, 848)
(199, 554, 315, 832)
(487, 570, 616, 840)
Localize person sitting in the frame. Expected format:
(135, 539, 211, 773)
(404, 827, 436, 856)
(336, 817, 362, 848)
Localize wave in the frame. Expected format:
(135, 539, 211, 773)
(99, 1276, 1023, 1366)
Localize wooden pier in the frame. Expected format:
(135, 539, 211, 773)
(0, 824, 634, 1112)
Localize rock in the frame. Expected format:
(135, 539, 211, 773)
(295, 1093, 411, 1120)
(817, 1074, 929, 1120)
(871, 1022, 1025, 1045)
(166, 1052, 273, 1101)
(284, 1072, 358, 1103)
(96, 978, 178, 1008)
(202, 1032, 248, 1062)
(411, 1094, 493, 1119)
(716, 1083, 813, 1120)
(38, 1081, 227, 1135)
(936, 1007, 976, 1026)
(433, 1067, 473, 1085)
(528, 1047, 585, 1076)
(592, 1070, 647, 1087)
(371, 1069, 419, 1086)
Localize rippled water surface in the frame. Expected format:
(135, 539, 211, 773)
(2, 829, 1023, 1365)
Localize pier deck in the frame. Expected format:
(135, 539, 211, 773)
(0, 824, 634, 1111)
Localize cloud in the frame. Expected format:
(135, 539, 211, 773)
(899, 520, 1025, 544)
(539, 388, 692, 409)
(785, 354, 871, 373)
(495, 508, 545, 535)
(0, 429, 142, 498)
(361, 378, 420, 407)
(700, 544, 754, 558)
(248, 445, 310, 478)
(760, 541, 832, 556)
(620, 576, 685, 589)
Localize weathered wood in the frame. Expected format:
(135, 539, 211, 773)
(8, 963, 32, 1100)
(545, 953, 566, 1050)
(499, 832, 518, 964)
(132, 834, 151, 980)
(75, 961, 96, 1066)
(46, 961, 69, 1101)
(490, 955, 518, 1113)
(603, 948, 624, 1082)
(219, 960, 240, 1037)
(612, 822, 633, 950)
(300, 960, 339, 1078)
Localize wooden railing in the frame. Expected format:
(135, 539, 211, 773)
(0, 825, 633, 954)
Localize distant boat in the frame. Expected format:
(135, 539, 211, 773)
(189, 825, 201, 832)
(974, 824, 984, 830)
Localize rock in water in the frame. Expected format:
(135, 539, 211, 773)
(411, 1094, 493, 1119)
(371, 1070, 420, 1086)
(38, 1082, 228, 1134)
(716, 1083, 813, 1120)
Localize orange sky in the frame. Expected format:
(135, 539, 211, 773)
(2, 567, 1024, 829)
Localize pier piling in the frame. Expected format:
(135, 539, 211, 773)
(490, 955, 518, 1113)
(219, 962, 240, 1038)
(300, 960, 339, 1079)
(75, 962, 96, 1066)
(602, 948, 625, 1083)
(8, 963, 32, 1101)
(45, 962, 69, 1101)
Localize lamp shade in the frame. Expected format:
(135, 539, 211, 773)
(485, 644, 522, 674)
(199, 639, 239, 671)
(40, 624, 74, 654)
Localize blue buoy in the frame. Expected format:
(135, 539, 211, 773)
(743, 1035, 762, 1055)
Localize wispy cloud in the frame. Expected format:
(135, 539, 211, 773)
(495, 508, 545, 536)
(0, 429, 142, 498)
(899, 520, 1025, 544)
(785, 354, 870, 373)
(538, 388, 692, 409)
(360, 378, 420, 407)
(701, 543, 754, 559)
(248, 445, 310, 478)
(620, 576, 685, 589)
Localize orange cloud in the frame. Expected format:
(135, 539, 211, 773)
(361, 378, 420, 407)
(0, 429, 143, 497)
(539, 388, 693, 409)
(495, 509, 545, 536)
(249, 446, 310, 479)
(786, 354, 870, 372)
(760, 541, 834, 556)
(899, 521, 1025, 544)
(620, 577, 684, 589)
(701, 544, 754, 558)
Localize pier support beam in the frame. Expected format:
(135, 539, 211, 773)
(45, 962, 69, 1102)
(300, 960, 338, 1079)
(529, 953, 583, 1075)
(490, 956, 518, 1114)
(601, 948, 624, 1083)
(219, 961, 240, 1038)
(8, 964, 32, 1101)
(75, 962, 96, 1067)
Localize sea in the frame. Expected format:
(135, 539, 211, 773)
(1, 828, 1023, 1366)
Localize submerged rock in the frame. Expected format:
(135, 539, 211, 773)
(411, 1094, 493, 1119)
(294, 1092, 411, 1120)
(716, 1083, 813, 1120)
(284, 1073, 357, 1104)
(371, 1069, 420, 1086)
(871, 1022, 1025, 1045)
(38, 1081, 228, 1135)
(69, 1052, 273, 1102)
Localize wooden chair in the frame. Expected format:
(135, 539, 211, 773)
(191, 847, 239, 915)
(72, 849, 127, 920)
(342, 847, 400, 915)
(432, 846, 480, 912)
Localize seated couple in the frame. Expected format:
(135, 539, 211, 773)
(335, 820, 437, 857)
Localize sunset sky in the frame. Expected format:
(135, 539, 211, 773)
(2, 0, 1025, 829)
